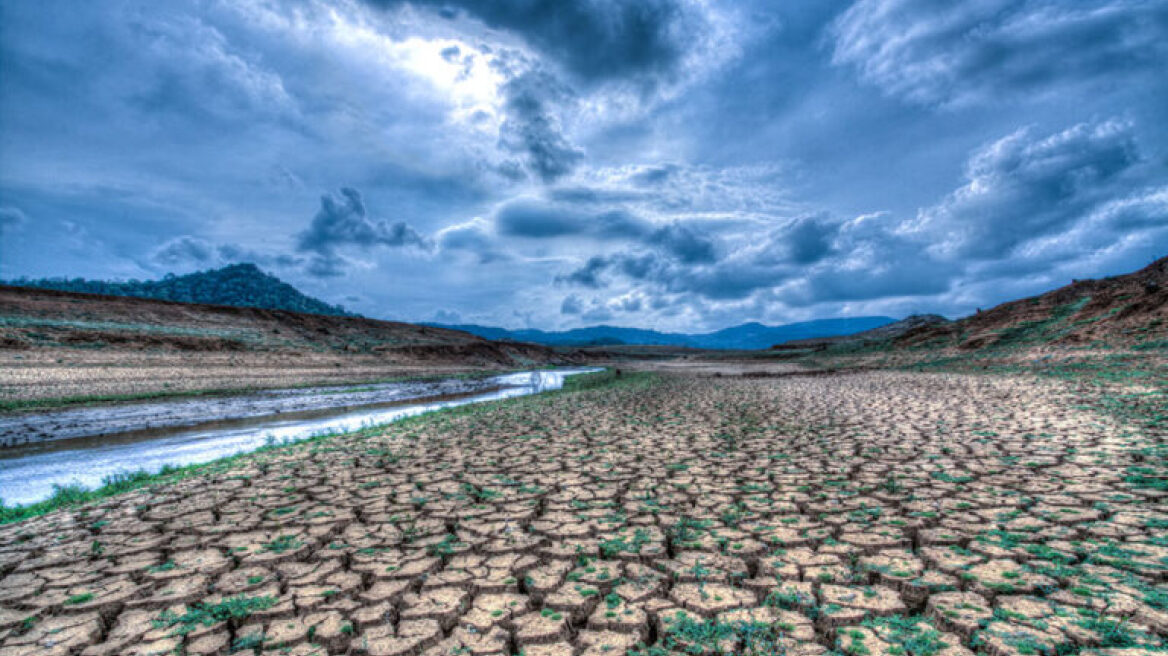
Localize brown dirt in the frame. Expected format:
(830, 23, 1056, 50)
(0, 286, 580, 406)
(898, 256, 1168, 350)
(1, 368, 1164, 654)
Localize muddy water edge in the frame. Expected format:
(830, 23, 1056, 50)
(0, 367, 601, 506)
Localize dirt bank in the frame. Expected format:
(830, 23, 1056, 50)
(0, 285, 583, 410)
(0, 376, 499, 447)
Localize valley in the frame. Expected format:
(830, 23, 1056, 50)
(1, 364, 1164, 656)
(4, 3, 1165, 654)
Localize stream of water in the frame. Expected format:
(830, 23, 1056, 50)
(0, 368, 600, 505)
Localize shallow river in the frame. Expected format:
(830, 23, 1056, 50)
(0, 368, 600, 505)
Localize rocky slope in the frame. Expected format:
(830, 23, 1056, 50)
(899, 256, 1167, 350)
(776, 314, 950, 350)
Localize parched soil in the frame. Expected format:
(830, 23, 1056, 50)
(1, 370, 1165, 655)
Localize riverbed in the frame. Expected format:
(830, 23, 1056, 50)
(0, 367, 600, 505)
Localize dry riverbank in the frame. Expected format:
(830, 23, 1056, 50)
(1, 366, 1163, 655)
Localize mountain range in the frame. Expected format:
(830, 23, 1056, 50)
(427, 317, 896, 350)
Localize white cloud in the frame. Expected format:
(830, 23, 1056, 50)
(904, 119, 1147, 259)
(831, 0, 1168, 107)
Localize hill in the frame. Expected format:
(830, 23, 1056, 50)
(897, 256, 1168, 351)
(0, 284, 570, 363)
(775, 314, 950, 350)
(0, 284, 575, 408)
(3, 263, 353, 317)
(429, 316, 895, 350)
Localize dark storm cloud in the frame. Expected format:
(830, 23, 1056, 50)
(152, 236, 305, 271)
(782, 264, 952, 306)
(4, 0, 1166, 329)
(153, 236, 216, 266)
(775, 118, 1165, 306)
(560, 292, 647, 319)
(783, 215, 835, 265)
(666, 263, 787, 301)
(495, 198, 649, 239)
(304, 254, 348, 279)
(831, 0, 1168, 106)
(740, 216, 841, 268)
(629, 164, 681, 187)
(555, 251, 668, 289)
(555, 256, 609, 288)
(497, 70, 584, 183)
(555, 215, 838, 299)
(290, 188, 434, 278)
(365, 0, 702, 86)
(495, 199, 588, 238)
(612, 253, 662, 281)
(495, 196, 718, 267)
(0, 207, 27, 233)
(645, 223, 716, 264)
(216, 245, 302, 270)
(773, 118, 1167, 306)
(560, 294, 583, 315)
(296, 188, 431, 261)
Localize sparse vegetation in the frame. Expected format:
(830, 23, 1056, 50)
(2, 362, 1164, 655)
(1, 258, 1165, 655)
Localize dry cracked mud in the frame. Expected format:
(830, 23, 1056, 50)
(1, 370, 1165, 655)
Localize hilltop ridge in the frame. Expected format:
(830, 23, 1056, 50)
(4, 264, 353, 317)
(899, 256, 1168, 351)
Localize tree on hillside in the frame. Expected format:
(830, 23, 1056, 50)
(4, 263, 355, 317)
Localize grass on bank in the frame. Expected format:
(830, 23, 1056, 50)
(0, 368, 640, 525)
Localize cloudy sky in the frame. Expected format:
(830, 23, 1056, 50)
(1, 1, 1165, 330)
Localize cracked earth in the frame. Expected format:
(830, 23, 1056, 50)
(1, 371, 1165, 655)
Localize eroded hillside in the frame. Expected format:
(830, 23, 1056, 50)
(0, 286, 574, 409)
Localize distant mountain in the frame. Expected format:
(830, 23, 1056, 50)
(775, 314, 950, 349)
(428, 316, 896, 350)
(4, 263, 354, 317)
